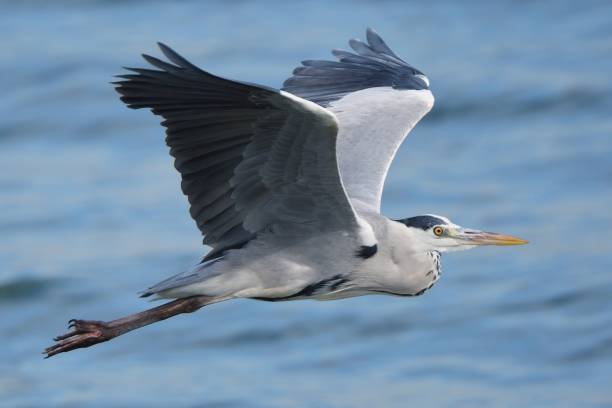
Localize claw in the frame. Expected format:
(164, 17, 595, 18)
(44, 319, 113, 358)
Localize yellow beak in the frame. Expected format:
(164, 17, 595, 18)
(456, 229, 528, 246)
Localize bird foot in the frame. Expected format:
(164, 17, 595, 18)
(44, 319, 115, 358)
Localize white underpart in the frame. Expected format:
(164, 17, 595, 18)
(329, 87, 434, 213)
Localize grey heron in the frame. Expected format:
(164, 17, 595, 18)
(45, 28, 526, 358)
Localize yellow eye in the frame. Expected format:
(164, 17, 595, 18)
(433, 226, 444, 236)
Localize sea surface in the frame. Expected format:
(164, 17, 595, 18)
(1, 1, 611, 407)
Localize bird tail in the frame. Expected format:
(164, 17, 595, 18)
(139, 257, 224, 299)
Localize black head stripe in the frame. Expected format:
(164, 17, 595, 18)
(398, 215, 448, 231)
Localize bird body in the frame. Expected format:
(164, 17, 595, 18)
(143, 81, 437, 302)
(112, 27, 526, 303)
(45, 28, 526, 358)
(148, 214, 441, 301)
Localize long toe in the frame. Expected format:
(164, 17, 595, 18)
(44, 320, 112, 358)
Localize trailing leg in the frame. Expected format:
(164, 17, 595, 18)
(44, 296, 212, 358)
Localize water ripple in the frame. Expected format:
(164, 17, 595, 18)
(0, 277, 56, 302)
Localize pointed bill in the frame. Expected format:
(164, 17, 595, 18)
(456, 230, 528, 246)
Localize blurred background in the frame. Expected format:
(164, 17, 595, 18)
(1, 0, 611, 406)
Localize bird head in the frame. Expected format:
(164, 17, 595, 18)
(397, 214, 527, 253)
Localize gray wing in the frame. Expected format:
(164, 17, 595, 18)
(283, 28, 434, 213)
(114, 44, 362, 260)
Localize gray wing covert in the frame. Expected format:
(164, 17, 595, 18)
(115, 44, 359, 260)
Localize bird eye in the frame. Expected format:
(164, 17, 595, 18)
(433, 226, 444, 236)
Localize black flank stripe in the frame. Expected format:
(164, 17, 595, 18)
(356, 244, 378, 259)
(253, 274, 346, 302)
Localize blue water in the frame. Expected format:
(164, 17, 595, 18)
(1, 1, 612, 406)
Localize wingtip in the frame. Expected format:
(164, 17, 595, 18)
(121, 66, 140, 74)
(348, 38, 362, 47)
(365, 27, 381, 45)
(331, 48, 347, 58)
(157, 42, 176, 57)
(156, 42, 174, 58)
(154, 41, 200, 71)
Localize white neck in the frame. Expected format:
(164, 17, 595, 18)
(353, 218, 441, 296)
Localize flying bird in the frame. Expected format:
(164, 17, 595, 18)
(45, 28, 527, 357)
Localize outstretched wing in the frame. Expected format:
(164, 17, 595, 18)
(114, 44, 363, 260)
(283, 28, 434, 213)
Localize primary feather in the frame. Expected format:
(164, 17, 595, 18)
(115, 45, 364, 263)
